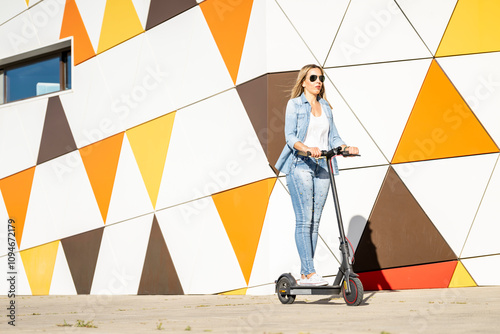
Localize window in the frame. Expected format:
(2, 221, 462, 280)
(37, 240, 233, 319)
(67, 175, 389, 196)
(0, 41, 71, 105)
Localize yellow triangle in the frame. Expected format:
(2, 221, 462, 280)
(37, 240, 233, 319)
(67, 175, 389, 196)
(126, 112, 176, 208)
(20, 241, 60, 295)
(97, 0, 145, 54)
(25, 0, 29, 6)
(449, 261, 477, 288)
(212, 178, 276, 285)
(436, 0, 500, 57)
(219, 287, 248, 295)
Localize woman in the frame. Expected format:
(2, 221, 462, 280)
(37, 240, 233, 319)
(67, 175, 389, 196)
(275, 64, 359, 286)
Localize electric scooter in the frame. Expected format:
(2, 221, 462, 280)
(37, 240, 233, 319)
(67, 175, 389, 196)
(275, 147, 364, 306)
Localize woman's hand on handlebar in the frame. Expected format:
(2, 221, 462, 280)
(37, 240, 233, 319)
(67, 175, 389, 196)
(306, 147, 322, 158)
(342, 145, 359, 156)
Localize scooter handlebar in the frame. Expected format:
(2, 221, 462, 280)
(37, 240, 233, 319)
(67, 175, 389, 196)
(305, 147, 360, 158)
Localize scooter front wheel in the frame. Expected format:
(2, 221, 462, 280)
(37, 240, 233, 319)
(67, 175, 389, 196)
(276, 276, 296, 304)
(342, 277, 364, 306)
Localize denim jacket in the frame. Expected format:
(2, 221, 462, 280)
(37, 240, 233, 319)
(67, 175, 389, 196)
(275, 93, 345, 175)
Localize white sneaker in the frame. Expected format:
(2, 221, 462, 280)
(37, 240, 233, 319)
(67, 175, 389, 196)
(299, 273, 328, 286)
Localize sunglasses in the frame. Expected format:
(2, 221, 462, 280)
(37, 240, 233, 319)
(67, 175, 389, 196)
(308, 74, 325, 82)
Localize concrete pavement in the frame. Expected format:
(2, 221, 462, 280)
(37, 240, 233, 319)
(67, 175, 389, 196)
(1, 287, 499, 333)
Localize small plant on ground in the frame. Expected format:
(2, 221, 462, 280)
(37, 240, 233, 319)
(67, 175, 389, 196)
(75, 319, 97, 328)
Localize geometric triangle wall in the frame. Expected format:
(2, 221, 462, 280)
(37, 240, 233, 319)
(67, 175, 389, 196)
(126, 112, 176, 209)
(354, 167, 456, 273)
(97, 0, 144, 54)
(212, 178, 276, 285)
(138, 215, 184, 295)
(37, 96, 77, 165)
(60, 0, 95, 64)
(61, 228, 104, 294)
(0, 166, 36, 248)
(2, 0, 500, 296)
(20, 240, 59, 295)
(392, 60, 499, 164)
(80, 133, 124, 223)
(200, 0, 254, 84)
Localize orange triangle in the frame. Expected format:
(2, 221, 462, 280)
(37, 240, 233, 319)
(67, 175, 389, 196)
(212, 178, 276, 285)
(80, 133, 124, 223)
(0, 167, 36, 248)
(200, 0, 254, 84)
(59, 0, 96, 65)
(392, 60, 499, 163)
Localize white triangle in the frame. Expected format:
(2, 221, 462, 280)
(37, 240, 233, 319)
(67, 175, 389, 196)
(23, 151, 104, 250)
(145, 6, 233, 110)
(74, 0, 107, 53)
(461, 154, 500, 258)
(106, 133, 154, 225)
(0, 0, 26, 26)
(156, 89, 274, 210)
(323, 76, 389, 168)
(130, 0, 149, 29)
(0, 103, 38, 179)
(325, 0, 432, 67)
(319, 165, 389, 261)
(156, 197, 247, 294)
(49, 242, 77, 295)
(248, 179, 299, 286)
(16, 98, 47, 169)
(276, 0, 350, 65)
(266, 0, 317, 73)
(437, 52, 500, 148)
(60, 57, 97, 148)
(237, 0, 267, 85)
(393, 154, 498, 256)
(462, 255, 500, 286)
(396, 0, 457, 55)
(326, 58, 432, 161)
(91, 213, 153, 294)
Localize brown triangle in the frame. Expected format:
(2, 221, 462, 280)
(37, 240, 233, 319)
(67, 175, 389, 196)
(138, 215, 183, 295)
(61, 227, 104, 294)
(37, 96, 77, 165)
(353, 167, 456, 273)
(145, 0, 198, 30)
(236, 71, 297, 174)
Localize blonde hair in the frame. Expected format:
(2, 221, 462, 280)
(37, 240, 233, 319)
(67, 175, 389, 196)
(290, 64, 327, 100)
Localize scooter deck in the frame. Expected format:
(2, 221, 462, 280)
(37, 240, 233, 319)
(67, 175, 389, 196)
(289, 285, 342, 295)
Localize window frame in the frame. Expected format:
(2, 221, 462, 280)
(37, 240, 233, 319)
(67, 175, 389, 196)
(0, 39, 72, 105)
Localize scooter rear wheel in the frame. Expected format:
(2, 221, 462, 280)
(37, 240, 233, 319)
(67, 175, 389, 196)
(342, 277, 364, 306)
(276, 276, 296, 304)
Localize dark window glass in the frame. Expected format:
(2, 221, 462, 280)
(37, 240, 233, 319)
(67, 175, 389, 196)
(66, 53, 72, 89)
(0, 71, 4, 104)
(5, 55, 61, 103)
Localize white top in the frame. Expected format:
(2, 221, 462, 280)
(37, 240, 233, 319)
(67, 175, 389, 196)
(303, 105, 329, 150)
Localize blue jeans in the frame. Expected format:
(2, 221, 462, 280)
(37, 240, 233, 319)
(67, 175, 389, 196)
(286, 155, 330, 276)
